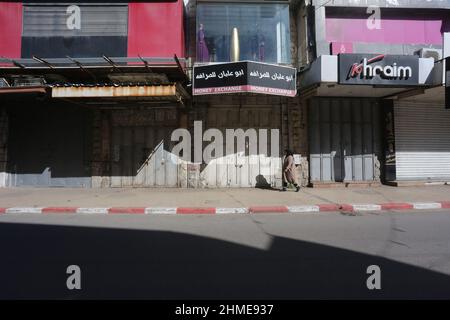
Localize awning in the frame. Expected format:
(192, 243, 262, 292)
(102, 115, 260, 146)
(0, 56, 191, 103)
(51, 83, 189, 101)
(0, 86, 47, 95)
(0, 56, 187, 83)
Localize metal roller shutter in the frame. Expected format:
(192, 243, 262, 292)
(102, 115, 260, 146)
(395, 101, 450, 181)
(22, 4, 128, 37)
(21, 3, 128, 58)
(202, 99, 283, 188)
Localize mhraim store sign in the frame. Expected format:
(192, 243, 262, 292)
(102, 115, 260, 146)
(193, 61, 297, 97)
(339, 54, 419, 86)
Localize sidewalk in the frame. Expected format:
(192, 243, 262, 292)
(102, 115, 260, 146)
(0, 185, 449, 213)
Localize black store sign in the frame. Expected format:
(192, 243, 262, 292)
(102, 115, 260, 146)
(339, 54, 419, 86)
(193, 61, 297, 97)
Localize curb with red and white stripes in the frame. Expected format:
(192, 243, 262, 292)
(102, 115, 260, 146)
(0, 201, 449, 215)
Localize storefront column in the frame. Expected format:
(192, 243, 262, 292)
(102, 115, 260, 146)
(288, 98, 309, 187)
(0, 108, 9, 187)
(91, 109, 111, 188)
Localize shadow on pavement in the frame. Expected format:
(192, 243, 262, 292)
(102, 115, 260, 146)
(1, 222, 449, 299)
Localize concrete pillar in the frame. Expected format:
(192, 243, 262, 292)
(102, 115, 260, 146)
(286, 98, 310, 187)
(314, 5, 329, 57)
(0, 108, 9, 187)
(91, 109, 111, 188)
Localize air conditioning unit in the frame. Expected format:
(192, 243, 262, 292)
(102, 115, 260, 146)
(416, 48, 443, 61)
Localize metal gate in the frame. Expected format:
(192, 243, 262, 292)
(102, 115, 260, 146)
(7, 104, 91, 187)
(309, 98, 381, 182)
(110, 108, 179, 187)
(395, 101, 450, 180)
(201, 105, 282, 188)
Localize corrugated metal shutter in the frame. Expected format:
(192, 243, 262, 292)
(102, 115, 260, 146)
(23, 4, 128, 37)
(395, 101, 450, 180)
(109, 108, 180, 188)
(202, 97, 283, 188)
(309, 98, 381, 182)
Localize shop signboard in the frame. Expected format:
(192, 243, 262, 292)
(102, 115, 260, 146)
(193, 61, 297, 97)
(338, 54, 419, 86)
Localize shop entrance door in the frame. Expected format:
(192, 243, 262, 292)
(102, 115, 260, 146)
(202, 105, 282, 188)
(109, 108, 179, 187)
(309, 98, 381, 182)
(110, 125, 179, 187)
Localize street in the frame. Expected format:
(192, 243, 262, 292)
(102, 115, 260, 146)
(1, 209, 450, 299)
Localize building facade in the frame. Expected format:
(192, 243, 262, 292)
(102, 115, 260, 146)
(1, 0, 449, 188)
(186, 0, 308, 188)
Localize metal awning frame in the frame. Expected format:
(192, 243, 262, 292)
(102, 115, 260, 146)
(0, 56, 187, 70)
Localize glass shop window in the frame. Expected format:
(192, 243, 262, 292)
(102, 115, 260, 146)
(196, 3, 291, 64)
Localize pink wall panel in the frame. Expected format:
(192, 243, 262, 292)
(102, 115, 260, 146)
(0, 2, 22, 58)
(326, 16, 445, 45)
(128, 1, 185, 58)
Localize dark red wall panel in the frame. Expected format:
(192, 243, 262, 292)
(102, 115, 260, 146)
(0, 2, 22, 58)
(128, 1, 185, 58)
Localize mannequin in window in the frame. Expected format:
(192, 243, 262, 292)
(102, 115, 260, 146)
(257, 27, 265, 62)
(197, 23, 210, 63)
(251, 25, 265, 62)
(251, 26, 258, 61)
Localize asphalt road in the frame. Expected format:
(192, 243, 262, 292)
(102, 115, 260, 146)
(1, 210, 450, 299)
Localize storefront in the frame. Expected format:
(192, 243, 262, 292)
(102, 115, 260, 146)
(0, 1, 188, 188)
(192, 61, 297, 188)
(392, 86, 450, 184)
(189, 0, 305, 188)
(0, 63, 189, 188)
(299, 53, 441, 186)
(388, 56, 449, 184)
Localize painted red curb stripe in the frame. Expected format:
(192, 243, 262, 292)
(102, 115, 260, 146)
(249, 206, 289, 213)
(1, 202, 449, 215)
(176, 207, 216, 214)
(339, 204, 354, 212)
(42, 207, 78, 213)
(318, 204, 340, 212)
(440, 201, 450, 209)
(380, 203, 414, 210)
(108, 207, 146, 214)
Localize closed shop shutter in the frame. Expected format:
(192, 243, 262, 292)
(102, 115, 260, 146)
(7, 103, 92, 187)
(21, 4, 128, 58)
(309, 98, 381, 183)
(395, 101, 450, 181)
(109, 107, 180, 188)
(202, 97, 283, 188)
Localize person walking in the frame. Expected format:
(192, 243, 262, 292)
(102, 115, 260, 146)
(281, 149, 300, 192)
